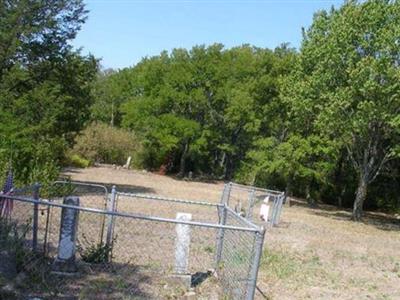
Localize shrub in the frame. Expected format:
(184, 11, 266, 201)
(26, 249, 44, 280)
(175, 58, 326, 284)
(71, 123, 141, 166)
(67, 154, 91, 168)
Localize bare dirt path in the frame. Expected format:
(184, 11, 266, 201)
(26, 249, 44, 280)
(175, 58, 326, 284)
(62, 167, 400, 300)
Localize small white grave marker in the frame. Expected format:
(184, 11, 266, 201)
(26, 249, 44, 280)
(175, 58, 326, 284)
(259, 196, 270, 222)
(124, 156, 132, 169)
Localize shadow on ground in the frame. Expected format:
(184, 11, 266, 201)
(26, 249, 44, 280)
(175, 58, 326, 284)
(20, 261, 154, 300)
(56, 178, 156, 195)
(289, 198, 400, 232)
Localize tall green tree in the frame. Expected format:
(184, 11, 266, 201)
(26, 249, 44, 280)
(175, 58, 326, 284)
(289, 0, 400, 220)
(0, 0, 98, 183)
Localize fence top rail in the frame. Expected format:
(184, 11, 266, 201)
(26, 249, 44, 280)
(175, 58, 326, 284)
(12, 184, 39, 194)
(225, 206, 262, 231)
(230, 182, 284, 195)
(53, 180, 109, 194)
(0, 194, 260, 233)
(116, 191, 222, 207)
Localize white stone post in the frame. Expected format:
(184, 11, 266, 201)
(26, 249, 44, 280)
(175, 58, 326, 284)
(175, 213, 192, 274)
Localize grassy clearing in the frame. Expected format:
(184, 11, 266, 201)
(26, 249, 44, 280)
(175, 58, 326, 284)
(257, 201, 400, 300)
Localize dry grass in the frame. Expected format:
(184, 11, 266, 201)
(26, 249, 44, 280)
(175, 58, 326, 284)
(62, 166, 400, 300)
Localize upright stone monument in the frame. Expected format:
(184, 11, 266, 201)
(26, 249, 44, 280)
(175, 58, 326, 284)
(124, 156, 132, 169)
(173, 212, 192, 288)
(52, 196, 80, 274)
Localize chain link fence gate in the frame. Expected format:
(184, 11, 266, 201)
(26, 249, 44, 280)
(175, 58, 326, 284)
(1, 182, 265, 300)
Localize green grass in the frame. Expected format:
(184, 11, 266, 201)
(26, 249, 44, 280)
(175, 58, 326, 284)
(261, 248, 301, 280)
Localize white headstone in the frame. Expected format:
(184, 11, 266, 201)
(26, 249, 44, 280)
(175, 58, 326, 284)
(259, 196, 270, 222)
(175, 213, 192, 274)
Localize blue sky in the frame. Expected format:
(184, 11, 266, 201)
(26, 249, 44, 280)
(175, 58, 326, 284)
(73, 0, 343, 69)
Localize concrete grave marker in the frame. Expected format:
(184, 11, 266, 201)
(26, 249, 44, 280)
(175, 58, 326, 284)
(52, 196, 80, 274)
(173, 213, 192, 289)
(175, 212, 192, 274)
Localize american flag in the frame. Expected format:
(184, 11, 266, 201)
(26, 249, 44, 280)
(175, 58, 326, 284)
(0, 169, 14, 218)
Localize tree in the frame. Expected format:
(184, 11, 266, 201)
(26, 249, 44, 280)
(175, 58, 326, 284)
(0, 0, 97, 183)
(91, 68, 138, 127)
(290, 0, 400, 220)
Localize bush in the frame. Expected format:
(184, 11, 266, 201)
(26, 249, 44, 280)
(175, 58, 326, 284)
(67, 154, 91, 168)
(71, 123, 141, 166)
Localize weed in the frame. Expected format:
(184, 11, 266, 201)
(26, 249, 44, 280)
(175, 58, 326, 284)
(79, 241, 113, 264)
(204, 245, 214, 253)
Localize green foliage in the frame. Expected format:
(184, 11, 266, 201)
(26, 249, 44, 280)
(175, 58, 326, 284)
(67, 154, 91, 168)
(283, 0, 400, 217)
(71, 122, 141, 166)
(118, 44, 296, 176)
(79, 241, 113, 264)
(0, 0, 97, 184)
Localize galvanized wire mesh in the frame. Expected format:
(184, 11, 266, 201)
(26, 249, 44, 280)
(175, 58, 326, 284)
(0, 183, 264, 300)
(115, 192, 221, 223)
(225, 182, 285, 226)
(45, 181, 109, 258)
(218, 208, 259, 299)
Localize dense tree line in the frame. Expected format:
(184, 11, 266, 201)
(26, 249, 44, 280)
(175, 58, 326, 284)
(90, 1, 400, 219)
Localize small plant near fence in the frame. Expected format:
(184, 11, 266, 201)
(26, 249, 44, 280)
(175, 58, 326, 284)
(78, 234, 114, 264)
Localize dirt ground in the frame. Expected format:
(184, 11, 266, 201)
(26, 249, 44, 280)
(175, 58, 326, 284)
(62, 166, 400, 300)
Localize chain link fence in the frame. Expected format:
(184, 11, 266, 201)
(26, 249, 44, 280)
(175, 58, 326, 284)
(0, 181, 265, 299)
(222, 182, 285, 226)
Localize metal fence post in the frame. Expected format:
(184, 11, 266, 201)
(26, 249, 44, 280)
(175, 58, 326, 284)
(271, 196, 279, 226)
(246, 227, 266, 300)
(215, 182, 231, 270)
(220, 182, 232, 206)
(106, 185, 117, 261)
(274, 194, 284, 225)
(215, 204, 227, 269)
(32, 183, 40, 252)
(246, 188, 256, 220)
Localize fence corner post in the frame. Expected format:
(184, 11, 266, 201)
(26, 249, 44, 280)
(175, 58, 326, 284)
(215, 184, 230, 271)
(32, 182, 41, 252)
(274, 194, 284, 225)
(246, 227, 265, 300)
(106, 185, 117, 261)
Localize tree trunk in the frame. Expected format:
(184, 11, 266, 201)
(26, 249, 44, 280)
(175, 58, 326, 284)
(352, 176, 368, 221)
(306, 183, 317, 208)
(110, 102, 114, 127)
(338, 184, 346, 208)
(284, 175, 293, 206)
(178, 142, 189, 177)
